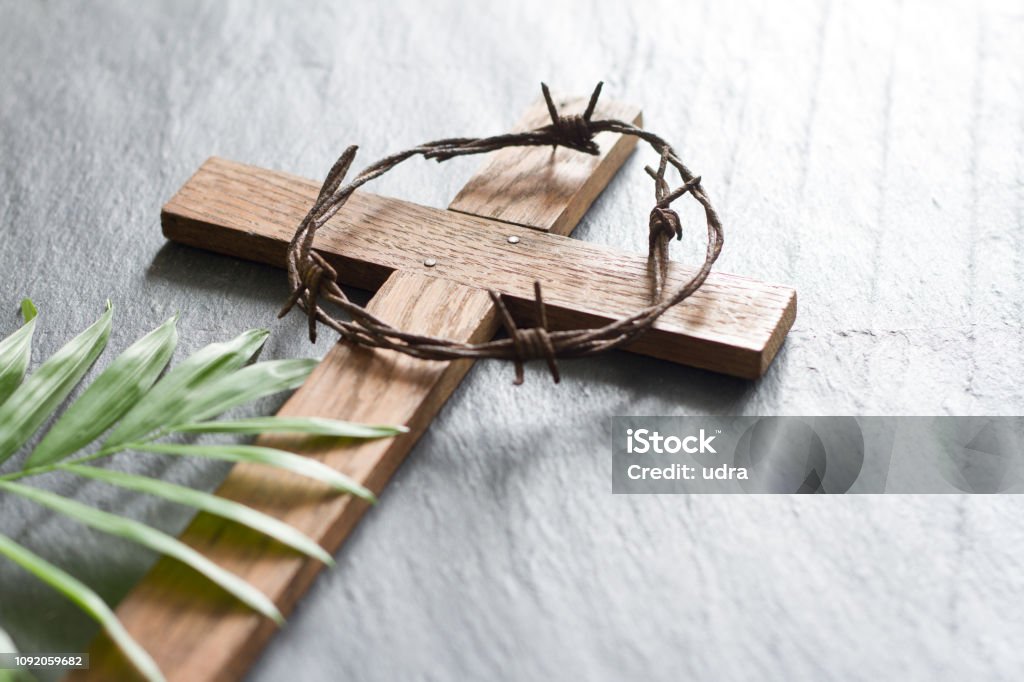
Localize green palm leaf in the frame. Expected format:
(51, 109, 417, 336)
(0, 300, 37, 409)
(165, 358, 317, 426)
(62, 464, 334, 565)
(170, 416, 407, 438)
(0, 304, 113, 465)
(0, 306, 403, 681)
(103, 328, 269, 449)
(26, 316, 179, 468)
(0, 481, 283, 624)
(134, 442, 376, 502)
(0, 533, 163, 682)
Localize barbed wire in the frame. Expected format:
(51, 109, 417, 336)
(281, 82, 724, 384)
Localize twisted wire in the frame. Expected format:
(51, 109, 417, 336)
(280, 82, 724, 384)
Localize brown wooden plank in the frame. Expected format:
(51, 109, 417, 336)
(74, 271, 497, 681)
(163, 157, 796, 378)
(448, 93, 643, 235)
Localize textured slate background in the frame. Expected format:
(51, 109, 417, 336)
(2, 0, 1023, 680)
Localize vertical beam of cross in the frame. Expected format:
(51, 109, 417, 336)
(75, 93, 645, 682)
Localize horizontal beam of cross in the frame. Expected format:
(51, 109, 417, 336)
(163, 158, 795, 378)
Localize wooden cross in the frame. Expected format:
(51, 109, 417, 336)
(77, 93, 795, 680)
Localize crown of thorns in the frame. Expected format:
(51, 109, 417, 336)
(281, 82, 724, 384)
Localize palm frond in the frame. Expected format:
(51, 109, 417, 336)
(168, 415, 405, 438)
(0, 303, 112, 463)
(26, 314, 178, 468)
(61, 464, 334, 565)
(166, 358, 318, 425)
(0, 533, 163, 682)
(0, 300, 37, 408)
(0, 302, 407, 682)
(133, 441, 377, 501)
(0, 481, 284, 624)
(102, 328, 269, 449)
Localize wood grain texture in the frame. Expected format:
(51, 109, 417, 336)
(163, 158, 795, 378)
(74, 272, 497, 681)
(448, 94, 643, 235)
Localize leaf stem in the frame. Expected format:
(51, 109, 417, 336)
(0, 440, 153, 482)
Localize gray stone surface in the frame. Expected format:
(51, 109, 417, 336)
(2, 0, 1023, 680)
